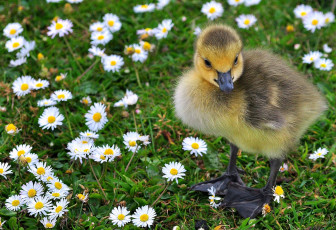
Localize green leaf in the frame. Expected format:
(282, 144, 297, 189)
(0, 208, 17, 217)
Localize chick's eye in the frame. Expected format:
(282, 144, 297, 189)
(204, 59, 212, 68)
(234, 55, 239, 65)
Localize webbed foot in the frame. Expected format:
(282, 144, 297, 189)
(221, 182, 273, 218)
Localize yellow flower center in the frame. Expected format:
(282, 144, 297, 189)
(82, 99, 89, 104)
(310, 57, 314, 61)
(210, 199, 214, 202)
(140, 214, 149, 222)
(35, 201, 44, 210)
(0, 168, 3, 174)
(143, 42, 151, 51)
(10, 29, 17, 35)
(126, 47, 134, 53)
(6, 123, 16, 132)
(28, 189, 37, 198)
(108, 20, 114, 26)
(77, 194, 85, 200)
(55, 206, 63, 213)
(244, 19, 250, 25)
(55, 76, 62, 81)
(301, 12, 307, 17)
(129, 140, 136, 147)
(162, 27, 167, 33)
(118, 214, 125, 220)
(135, 49, 141, 54)
(55, 182, 62, 189)
(141, 4, 148, 8)
(209, 7, 216, 14)
(325, 18, 330, 23)
(52, 192, 60, 197)
(100, 155, 106, 160)
(17, 150, 25, 156)
(320, 64, 326, 68)
(145, 28, 151, 32)
(92, 112, 102, 122)
(312, 19, 318, 25)
(48, 116, 56, 123)
(21, 83, 29, 91)
(36, 83, 43, 87)
(97, 27, 103, 32)
(263, 203, 271, 213)
(110, 60, 117, 66)
(104, 149, 114, 155)
(191, 143, 199, 149)
(97, 35, 104, 40)
(47, 176, 53, 181)
(274, 186, 284, 196)
(13, 42, 20, 48)
(46, 223, 53, 228)
(170, 168, 178, 175)
(84, 149, 89, 153)
(26, 157, 32, 163)
(317, 152, 322, 156)
(37, 167, 46, 175)
(55, 23, 63, 30)
(12, 200, 20, 206)
(57, 94, 65, 99)
(82, 141, 88, 144)
(37, 53, 44, 60)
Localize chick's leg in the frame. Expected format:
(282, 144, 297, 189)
(222, 158, 283, 218)
(190, 143, 245, 195)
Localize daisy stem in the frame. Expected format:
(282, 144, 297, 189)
(133, 62, 142, 88)
(63, 36, 84, 72)
(152, 182, 170, 206)
(89, 159, 108, 200)
(124, 146, 139, 172)
(68, 203, 77, 210)
(63, 104, 74, 138)
(76, 59, 99, 82)
(75, 202, 84, 229)
(132, 110, 138, 132)
(1, 136, 9, 147)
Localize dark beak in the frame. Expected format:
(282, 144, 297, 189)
(216, 70, 234, 93)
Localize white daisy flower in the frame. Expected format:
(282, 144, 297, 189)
(16, 40, 36, 58)
(49, 198, 69, 220)
(9, 57, 27, 67)
(273, 185, 285, 203)
(47, 179, 70, 193)
(244, 0, 261, 6)
(90, 151, 108, 163)
(314, 58, 334, 71)
(194, 26, 202, 36)
(309, 147, 329, 160)
(201, 1, 224, 21)
(9, 144, 32, 161)
(132, 205, 156, 228)
(51, 89, 72, 102)
(67, 0, 83, 3)
(5, 36, 25, 52)
(154, 19, 174, 39)
(28, 161, 53, 180)
(156, 0, 170, 10)
(302, 51, 323, 64)
(67, 139, 93, 163)
(37, 99, 57, 107)
(91, 31, 113, 46)
(89, 21, 107, 33)
(208, 186, 221, 208)
(279, 163, 288, 172)
(136, 28, 155, 37)
(80, 130, 99, 139)
(3, 22, 23, 38)
(182, 137, 207, 157)
(5, 123, 19, 135)
(46, 190, 68, 200)
(228, 0, 244, 6)
(0, 162, 12, 179)
(114, 89, 139, 108)
(27, 196, 52, 217)
(324, 12, 335, 25)
(80, 96, 92, 105)
(236, 14, 257, 29)
(93, 145, 121, 162)
(85, 102, 108, 132)
(132, 44, 148, 63)
(133, 3, 156, 13)
(38, 106, 64, 130)
(103, 13, 122, 33)
(77, 192, 89, 203)
(162, 162, 186, 184)
(140, 40, 155, 52)
(41, 173, 58, 184)
(294, 4, 313, 19)
(88, 46, 105, 57)
(5, 195, 23, 211)
(323, 44, 332, 53)
(12, 75, 34, 97)
(123, 131, 140, 153)
(33, 79, 49, 90)
(19, 153, 39, 166)
(102, 54, 124, 72)
(109, 206, 131, 227)
(20, 181, 44, 204)
(303, 11, 325, 33)
(47, 18, 73, 38)
(55, 73, 67, 82)
(40, 217, 56, 229)
(139, 135, 150, 146)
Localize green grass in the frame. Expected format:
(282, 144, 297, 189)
(1, 0, 336, 229)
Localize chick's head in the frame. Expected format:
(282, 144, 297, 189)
(194, 25, 243, 93)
